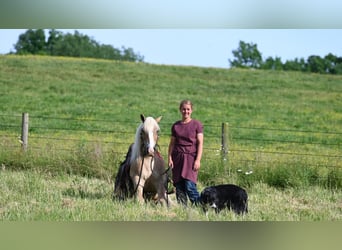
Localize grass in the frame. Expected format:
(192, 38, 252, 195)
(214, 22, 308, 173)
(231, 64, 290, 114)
(1, 55, 341, 130)
(0, 54, 341, 220)
(0, 169, 340, 221)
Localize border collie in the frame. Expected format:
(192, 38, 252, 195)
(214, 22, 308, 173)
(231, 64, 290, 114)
(200, 184, 248, 215)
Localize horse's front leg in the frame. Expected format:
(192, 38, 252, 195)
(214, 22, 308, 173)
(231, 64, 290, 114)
(157, 181, 170, 207)
(131, 175, 145, 204)
(157, 190, 168, 207)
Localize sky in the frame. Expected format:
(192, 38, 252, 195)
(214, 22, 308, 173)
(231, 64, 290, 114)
(0, 29, 342, 69)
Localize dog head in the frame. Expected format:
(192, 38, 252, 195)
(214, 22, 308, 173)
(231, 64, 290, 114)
(200, 187, 218, 211)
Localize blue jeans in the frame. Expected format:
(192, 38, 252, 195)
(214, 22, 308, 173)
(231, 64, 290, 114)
(175, 179, 200, 206)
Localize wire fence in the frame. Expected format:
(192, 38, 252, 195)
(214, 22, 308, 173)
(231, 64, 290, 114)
(0, 113, 341, 171)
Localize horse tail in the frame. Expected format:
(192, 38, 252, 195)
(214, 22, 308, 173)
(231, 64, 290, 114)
(113, 144, 134, 200)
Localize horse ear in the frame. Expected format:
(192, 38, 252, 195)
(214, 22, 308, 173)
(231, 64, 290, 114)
(155, 116, 162, 123)
(140, 114, 145, 122)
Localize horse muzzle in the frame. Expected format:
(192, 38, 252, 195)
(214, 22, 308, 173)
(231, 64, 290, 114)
(142, 144, 155, 156)
(147, 147, 155, 156)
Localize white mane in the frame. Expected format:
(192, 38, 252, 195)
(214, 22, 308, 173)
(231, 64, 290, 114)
(130, 117, 160, 164)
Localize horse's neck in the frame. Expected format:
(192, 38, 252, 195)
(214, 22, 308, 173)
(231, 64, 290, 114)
(130, 155, 154, 169)
(141, 155, 153, 163)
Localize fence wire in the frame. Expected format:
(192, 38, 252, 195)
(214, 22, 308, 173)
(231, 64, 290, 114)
(1, 113, 341, 167)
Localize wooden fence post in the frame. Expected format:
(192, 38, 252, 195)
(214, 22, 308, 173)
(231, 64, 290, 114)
(21, 113, 29, 151)
(221, 122, 229, 160)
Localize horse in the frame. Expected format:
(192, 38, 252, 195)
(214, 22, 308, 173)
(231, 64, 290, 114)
(113, 114, 170, 206)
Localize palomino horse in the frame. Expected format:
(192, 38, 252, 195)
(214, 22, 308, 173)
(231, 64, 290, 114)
(113, 114, 170, 206)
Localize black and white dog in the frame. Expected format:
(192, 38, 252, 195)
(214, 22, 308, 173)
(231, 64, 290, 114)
(200, 184, 248, 215)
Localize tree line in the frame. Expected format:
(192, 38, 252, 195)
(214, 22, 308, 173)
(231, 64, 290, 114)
(230, 41, 342, 74)
(11, 29, 144, 62)
(9, 30, 342, 74)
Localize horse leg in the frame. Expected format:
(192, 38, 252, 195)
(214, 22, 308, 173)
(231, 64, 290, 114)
(156, 182, 169, 207)
(131, 175, 145, 204)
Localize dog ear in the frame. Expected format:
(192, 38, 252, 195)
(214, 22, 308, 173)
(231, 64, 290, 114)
(140, 114, 145, 122)
(202, 188, 211, 197)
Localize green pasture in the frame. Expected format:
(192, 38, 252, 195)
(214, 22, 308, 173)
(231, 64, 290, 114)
(0, 55, 341, 220)
(0, 170, 340, 221)
(1, 55, 341, 130)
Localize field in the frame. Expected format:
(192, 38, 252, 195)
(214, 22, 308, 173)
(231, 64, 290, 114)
(0, 55, 341, 221)
(0, 170, 340, 221)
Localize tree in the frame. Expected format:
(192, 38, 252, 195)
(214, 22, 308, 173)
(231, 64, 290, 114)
(46, 29, 63, 55)
(261, 56, 283, 70)
(13, 29, 145, 63)
(323, 53, 342, 74)
(307, 55, 326, 74)
(334, 62, 342, 75)
(96, 44, 121, 60)
(121, 46, 144, 62)
(229, 41, 262, 69)
(283, 58, 307, 72)
(14, 29, 46, 55)
(51, 31, 96, 58)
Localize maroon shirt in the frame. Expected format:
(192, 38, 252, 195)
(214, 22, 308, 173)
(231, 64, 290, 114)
(171, 119, 203, 184)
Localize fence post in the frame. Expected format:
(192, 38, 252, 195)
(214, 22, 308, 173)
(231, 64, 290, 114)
(221, 122, 229, 160)
(21, 113, 29, 151)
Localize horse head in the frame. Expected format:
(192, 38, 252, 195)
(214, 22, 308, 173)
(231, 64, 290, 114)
(139, 114, 162, 157)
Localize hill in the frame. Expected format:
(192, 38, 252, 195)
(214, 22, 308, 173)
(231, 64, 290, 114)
(1, 55, 341, 129)
(0, 55, 341, 221)
(0, 55, 341, 187)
